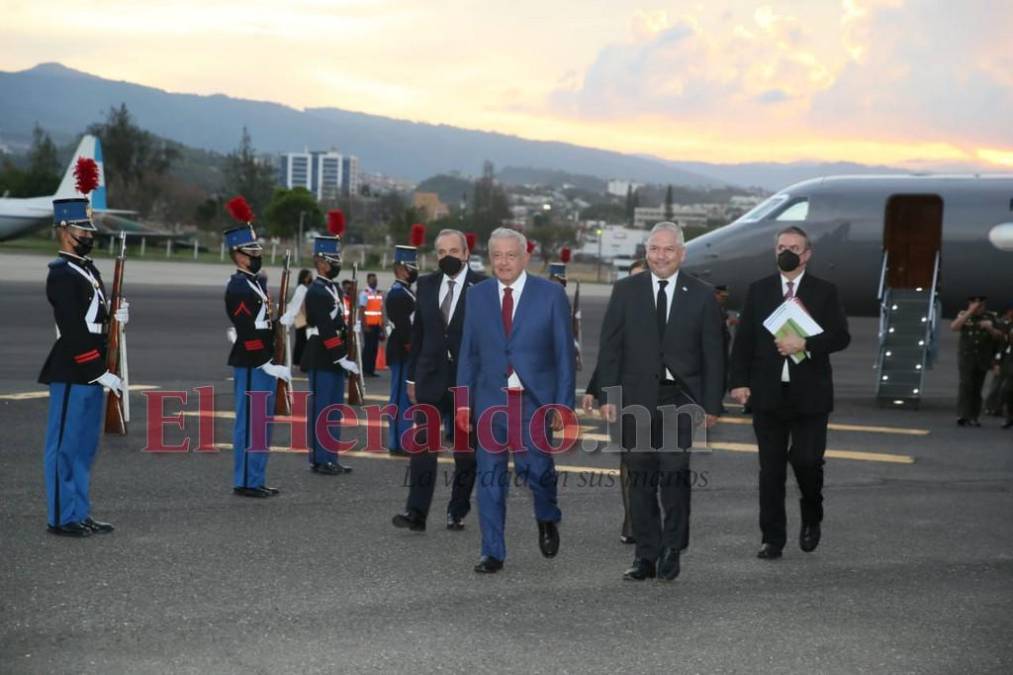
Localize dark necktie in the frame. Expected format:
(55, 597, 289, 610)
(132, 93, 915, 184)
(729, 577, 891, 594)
(441, 279, 456, 325)
(785, 280, 795, 299)
(656, 280, 669, 339)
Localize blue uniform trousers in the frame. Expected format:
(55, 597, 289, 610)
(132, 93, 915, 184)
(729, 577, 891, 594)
(387, 359, 412, 452)
(476, 391, 562, 561)
(44, 383, 104, 527)
(307, 368, 347, 465)
(232, 366, 275, 488)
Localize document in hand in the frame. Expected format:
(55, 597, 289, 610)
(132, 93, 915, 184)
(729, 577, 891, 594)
(762, 298, 824, 364)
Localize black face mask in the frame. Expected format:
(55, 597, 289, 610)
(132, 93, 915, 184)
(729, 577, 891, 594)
(777, 250, 801, 273)
(70, 233, 94, 257)
(438, 255, 464, 277)
(247, 255, 263, 274)
(368, 281, 378, 290)
(405, 269, 418, 285)
(324, 262, 341, 279)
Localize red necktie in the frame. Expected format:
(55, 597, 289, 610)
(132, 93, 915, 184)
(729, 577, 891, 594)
(785, 280, 795, 299)
(502, 287, 513, 336)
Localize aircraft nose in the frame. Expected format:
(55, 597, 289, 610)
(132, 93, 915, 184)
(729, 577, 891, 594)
(988, 223, 1013, 251)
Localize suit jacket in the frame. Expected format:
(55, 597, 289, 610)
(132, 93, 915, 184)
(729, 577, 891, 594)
(728, 272, 850, 413)
(301, 277, 350, 371)
(407, 267, 486, 405)
(596, 270, 725, 415)
(38, 253, 110, 384)
(225, 270, 274, 369)
(385, 280, 415, 364)
(457, 275, 575, 415)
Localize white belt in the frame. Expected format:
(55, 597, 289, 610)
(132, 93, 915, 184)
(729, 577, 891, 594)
(306, 327, 319, 337)
(255, 319, 271, 330)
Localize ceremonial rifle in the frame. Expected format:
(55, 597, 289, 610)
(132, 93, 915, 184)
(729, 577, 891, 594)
(345, 263, 366, 405)
(104, 232, 128, 434)
(274, 250, 293, 415)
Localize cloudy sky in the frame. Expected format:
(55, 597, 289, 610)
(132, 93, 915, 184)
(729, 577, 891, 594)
(3, 0, 1011, 167)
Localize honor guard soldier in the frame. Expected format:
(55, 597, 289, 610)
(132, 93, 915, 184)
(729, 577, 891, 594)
(224, 197, 291, 498)
(302, 212, 360, 474)
(40, 180, 129, 537)
(386, 230, 422, 455)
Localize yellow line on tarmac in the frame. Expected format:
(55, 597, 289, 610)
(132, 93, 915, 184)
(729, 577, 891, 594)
(0, 384, 160, 401)
(714, 415, 928, 436)
(708, 441, 914, 464)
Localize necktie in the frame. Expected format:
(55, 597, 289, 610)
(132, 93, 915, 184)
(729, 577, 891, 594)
(441, 279, 456, 325)
(502, 287, 513, 336)
(656, 280, 669, 339)
(785, 280, 795, 299)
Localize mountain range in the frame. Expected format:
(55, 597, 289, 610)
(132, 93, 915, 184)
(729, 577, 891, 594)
(1, 63, 920, 191)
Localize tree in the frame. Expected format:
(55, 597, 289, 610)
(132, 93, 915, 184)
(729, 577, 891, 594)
(579, 202, 626, 223)
(528, 212, 576, 268)
(87, 104, 179, 213)
(0, 124, 61, 197)
(471, 160, 511, 239)
(664, 184, 674, 220)
(224, 127, 276, 218)
(264, 187, 322, 237)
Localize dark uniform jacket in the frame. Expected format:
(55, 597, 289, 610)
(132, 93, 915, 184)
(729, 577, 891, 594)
(300, 277, 349, 371)
(729, 272, 850, 414)
(226, 269, 273, 368)
(39, 252, 110, 385)
(958, 312, 998, 371)
(385, 280, 416, 365)
(406, 268, 486, 405)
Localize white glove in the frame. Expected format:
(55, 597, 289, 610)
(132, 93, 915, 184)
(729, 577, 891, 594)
(114, 300, 129, 325)
(260, 362, 292, 383)
(279, 312, 295, 327)
(337, 357, 360, 375)
(94, 371, 123, 397)
(353, 322, 362, 335)
(226, 327, 237, 344)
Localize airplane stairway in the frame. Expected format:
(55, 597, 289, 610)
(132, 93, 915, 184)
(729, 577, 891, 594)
(875, 252, 940, 408)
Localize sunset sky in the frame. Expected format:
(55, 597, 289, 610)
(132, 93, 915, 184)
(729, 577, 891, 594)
(3, 0, 1011, 167)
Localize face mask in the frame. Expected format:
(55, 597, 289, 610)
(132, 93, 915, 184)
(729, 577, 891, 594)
(406, 269, 419, 285)
(777, 250, 801, 273)
(325, 262, 341, 279)
(247, 255, 263, 274)
(70, 233, 94, 257)
(438, 255, 464, 276)
(368, 281, 378, 290)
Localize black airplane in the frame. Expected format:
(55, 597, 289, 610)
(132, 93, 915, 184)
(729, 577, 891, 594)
(682, 174, 1013, 407)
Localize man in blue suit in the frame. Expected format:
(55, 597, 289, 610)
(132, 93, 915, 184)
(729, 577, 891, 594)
(456, 227, 575, 574)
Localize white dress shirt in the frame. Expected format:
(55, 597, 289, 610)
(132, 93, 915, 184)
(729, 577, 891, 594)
(780, 270, 805, 382)
(439, 264, 469, 322)
(498, 270, 527, 388)
(651, 270, 679, 381)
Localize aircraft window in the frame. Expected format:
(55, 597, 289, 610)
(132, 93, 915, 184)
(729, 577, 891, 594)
(736, 194, 788, 223)
(776, 199, 810, 222)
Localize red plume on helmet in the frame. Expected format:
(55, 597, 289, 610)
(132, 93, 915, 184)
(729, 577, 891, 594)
(327, 209, 346, 236)
(73, 158, 99, 196)
(559, 247, 572, 263)
(410, 223, 426, 247)
(225, 196, 255, 224)
(465, 232, 477, 251)
(526, 239, 536, 254)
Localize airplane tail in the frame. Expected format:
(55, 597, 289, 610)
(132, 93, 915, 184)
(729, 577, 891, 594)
(54, 135, 107, 210)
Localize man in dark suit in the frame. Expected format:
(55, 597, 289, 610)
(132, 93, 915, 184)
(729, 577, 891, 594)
(729, 225, 851, 560)
(597, 223, 724, 582)
(393, 229, 484, 532)
(457, 228, 575, 574)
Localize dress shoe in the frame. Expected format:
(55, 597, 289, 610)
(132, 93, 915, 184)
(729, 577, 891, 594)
(311, 462, 343, 475)
(537, 520, 560, 558)
(657, 547, 681, 580)
(619, 534, 637, 545)
(799, 524, 821, 552)
(82, 517, 114, 534)
(47, 522, 92, 538)
(473, 556, 503, 574)
(757, 543, 783, 559)
(956, 417, 969, 426)
(1002, 419, 1013, 429)
(233, 486, 271, 498)
(623, 558, 656, 581)
(257, 485, 280, 496)
(392, 511, 426, 532)
(446, 513, 465, 531)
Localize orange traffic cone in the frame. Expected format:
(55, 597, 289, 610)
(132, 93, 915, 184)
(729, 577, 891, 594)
(375, 346, 388, 371)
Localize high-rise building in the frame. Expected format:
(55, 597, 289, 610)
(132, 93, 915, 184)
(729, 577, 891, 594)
(310, 151, 343, 201)
(341, 155, 360, 197)
(279, 152, 311, 192)
(278, 150, 358, 199)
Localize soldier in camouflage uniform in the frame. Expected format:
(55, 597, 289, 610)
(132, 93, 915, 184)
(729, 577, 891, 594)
(949, 296, 1003, 426)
